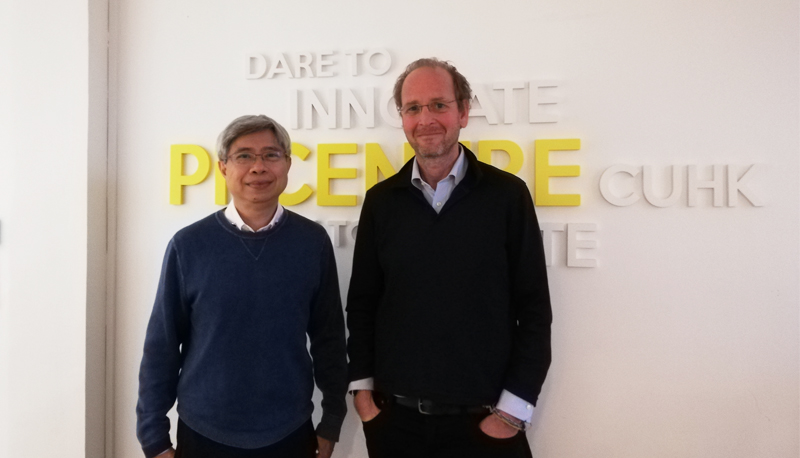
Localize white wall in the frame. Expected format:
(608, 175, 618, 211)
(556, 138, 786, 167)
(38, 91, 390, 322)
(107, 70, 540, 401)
(111, 1, 799, 457)
(0, 0, 108, 456)
(1, 0, 796, 457)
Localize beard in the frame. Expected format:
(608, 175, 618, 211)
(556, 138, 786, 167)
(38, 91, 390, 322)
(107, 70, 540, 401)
(410, 127, 460, 159)
(414, 142, 452, 159)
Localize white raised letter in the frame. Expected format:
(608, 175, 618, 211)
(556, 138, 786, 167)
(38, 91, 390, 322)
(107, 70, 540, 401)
(727, 164, 764, 207)
(567, 223, 598, 268)
(600, 165, 640, 206)
(643, 165, 682, 207)
(266, 52, 294, 79)
(246, 54, 267, 79)
(344, 49, 365, 76)
(327, 221, 348, 247)
(493, 82, 525, 124)
(540, 222, 566, 267)
(289, 89, 300, 129)
(342, 88, 375, 128)
(316, 50, 335, 77)
(295, 52, 314, 78)
(379, 89, 402, 128)
(303, 89, 337, 129)
(688, 165, 724, 207)
(365, 48, 391, 75)
(529, 80, 559, 124)
(469, 85, 499, 125)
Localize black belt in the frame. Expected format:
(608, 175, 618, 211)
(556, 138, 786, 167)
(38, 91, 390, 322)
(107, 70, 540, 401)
(393, 396, 490, 416)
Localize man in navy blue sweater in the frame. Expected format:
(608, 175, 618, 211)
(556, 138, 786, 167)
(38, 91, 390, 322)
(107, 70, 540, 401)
(137, 115, 348, 458)
(347, 59, 552, 457)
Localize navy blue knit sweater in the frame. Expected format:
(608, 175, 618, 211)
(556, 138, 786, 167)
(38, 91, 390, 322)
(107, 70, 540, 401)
(136, 210, 347, 457)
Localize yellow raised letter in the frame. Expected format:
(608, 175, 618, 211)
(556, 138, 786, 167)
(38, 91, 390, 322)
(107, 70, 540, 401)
(534, 139, 582, 206)
(170, 144, 211, 205)
(365, 143, 397, 190)
(477, 140, 523, 175)
(280, 142, 314, 206)
(317, 143, 357, 206)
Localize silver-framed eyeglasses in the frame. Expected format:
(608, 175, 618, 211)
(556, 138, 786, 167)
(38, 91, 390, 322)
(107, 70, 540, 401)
(228, 150, 286, 166)
(398, 100, 457, 117)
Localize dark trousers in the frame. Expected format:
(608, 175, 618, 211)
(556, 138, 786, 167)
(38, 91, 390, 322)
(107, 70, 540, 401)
(362, 399, 533, 458)
(175, 418, 317, 458)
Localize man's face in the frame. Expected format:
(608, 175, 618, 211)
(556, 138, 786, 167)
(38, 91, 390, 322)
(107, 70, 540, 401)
(219, 129, 291, 208)
(400, 66, 469, 159)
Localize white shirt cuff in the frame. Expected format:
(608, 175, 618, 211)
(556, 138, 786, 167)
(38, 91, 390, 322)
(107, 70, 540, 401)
(348, 377, 374, 392)
(496, 390, 534, 422)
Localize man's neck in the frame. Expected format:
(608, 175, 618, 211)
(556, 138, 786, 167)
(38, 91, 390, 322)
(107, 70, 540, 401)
(417, 144, 460, 189)
(234, 201, 278, 231)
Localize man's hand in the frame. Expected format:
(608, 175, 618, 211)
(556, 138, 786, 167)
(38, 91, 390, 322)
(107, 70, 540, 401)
(155, 448, 175, 458)
(353, 390, 381, 422)
(479, 411, 520, 439)
(316, 436, 334, 458)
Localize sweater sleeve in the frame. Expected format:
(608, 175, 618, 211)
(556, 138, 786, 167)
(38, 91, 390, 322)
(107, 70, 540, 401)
(345, 192, 383, 383)
(136, 240, 189, 457)
(502, 183, 553, 406)
(307, 237, 349, 442)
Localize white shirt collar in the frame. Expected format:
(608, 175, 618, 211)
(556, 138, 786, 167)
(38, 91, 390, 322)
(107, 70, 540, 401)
(411, 144, 467, 187)
(223, 204, 284, 232)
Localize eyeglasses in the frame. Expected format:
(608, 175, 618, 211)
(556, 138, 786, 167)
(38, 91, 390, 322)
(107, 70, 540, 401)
(228, 150, 286, 166)
(398, 100, 458, 117)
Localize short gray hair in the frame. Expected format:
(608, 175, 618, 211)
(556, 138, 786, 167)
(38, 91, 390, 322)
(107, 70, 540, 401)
(216, 115, 292, 161)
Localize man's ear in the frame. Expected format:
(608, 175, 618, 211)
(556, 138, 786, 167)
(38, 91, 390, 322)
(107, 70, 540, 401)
(218, 160, 227, 177)
(459, 102, 470, 128)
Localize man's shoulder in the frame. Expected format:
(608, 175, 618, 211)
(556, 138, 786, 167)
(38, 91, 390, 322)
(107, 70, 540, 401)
(281, 210, 336, 249)
(364, 165, 410, 202)
(284, 210, 326, 234)
(160, 212, 225, 260)
(173, 211, 223, 239)
(473, 157, 523, 183)
(458, 146, 527, 194)
(473, 160, 530, 196)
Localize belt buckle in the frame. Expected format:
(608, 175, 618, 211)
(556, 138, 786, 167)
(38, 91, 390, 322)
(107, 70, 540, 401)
(418, 398, 434, 415)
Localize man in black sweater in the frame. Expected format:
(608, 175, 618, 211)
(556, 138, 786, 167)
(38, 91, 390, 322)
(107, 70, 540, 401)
(346, 58, 552, 458)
